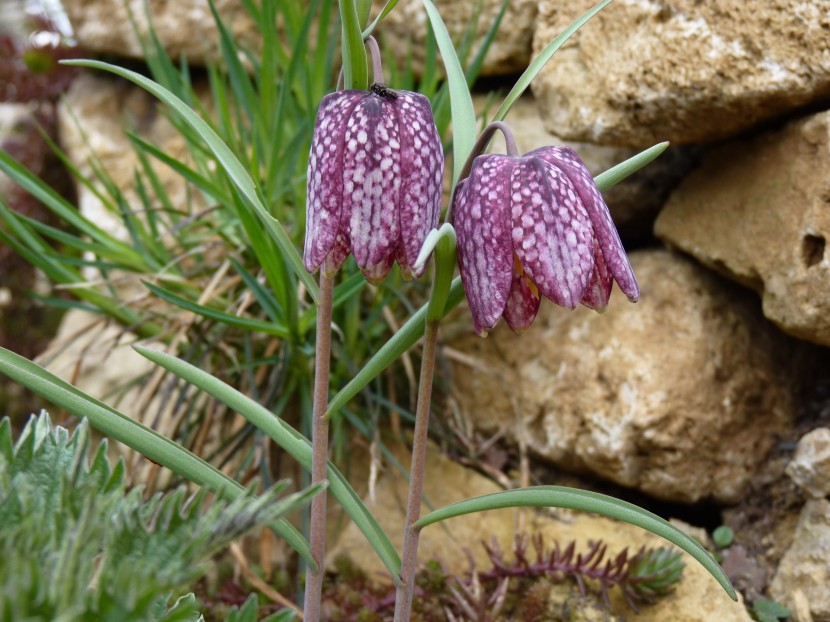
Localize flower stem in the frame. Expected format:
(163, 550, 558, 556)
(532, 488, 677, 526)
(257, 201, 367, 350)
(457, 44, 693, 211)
(303, 272, 334, 622)
(393, 319, 440, 622)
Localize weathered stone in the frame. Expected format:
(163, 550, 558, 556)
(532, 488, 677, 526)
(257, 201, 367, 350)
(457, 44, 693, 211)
(655, 110, 830, 347)
(376, 0, 537, 77)
(770, 499, 830, 622)
(451, 249, 803, 503)
(62, 0, 259, 65)
(491, 96, 701, 241)
(330, 440, 750, 620)
(532, 0, 830, 147)
(786, 428, 830, 499)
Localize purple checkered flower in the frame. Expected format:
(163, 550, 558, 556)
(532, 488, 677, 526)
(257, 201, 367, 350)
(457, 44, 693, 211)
(454, 146, 639, 337)
(304, 86, 444, 283)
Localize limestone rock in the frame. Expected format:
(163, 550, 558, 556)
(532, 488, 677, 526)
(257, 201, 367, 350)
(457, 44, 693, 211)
(655, 110, 830, 347)
(451, 249, 803, 503)
(491, 96, 701, 241)
(532, 0, 830, 147)
(330, 440, 750, 621)
(786, 428, 830, 499)
(63, 0, 259, 65)
(377, 0, 537, 77)
(770, 499, 830, 622)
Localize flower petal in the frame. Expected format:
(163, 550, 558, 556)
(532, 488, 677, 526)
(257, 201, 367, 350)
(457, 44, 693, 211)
(321, 233, 351, 278)
(304, 91, 363, 273)
(531, 146, 639, 302)
(454, 155, 515, 336)
(395, 92, 444, 279)
(510, 157, 595, 309)
(580, 237, 613, 311)
(345, 94, 402, 277)
(503, 254, 541, 333)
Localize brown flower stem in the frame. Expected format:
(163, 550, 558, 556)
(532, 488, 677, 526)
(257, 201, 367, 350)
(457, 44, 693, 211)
(303, 271, 334, 622)
(393, 319, 440, 622)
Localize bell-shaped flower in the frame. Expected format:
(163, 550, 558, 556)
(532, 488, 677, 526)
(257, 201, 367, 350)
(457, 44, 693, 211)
(304, 86, 444, 283)
(453, 146, 639, 336)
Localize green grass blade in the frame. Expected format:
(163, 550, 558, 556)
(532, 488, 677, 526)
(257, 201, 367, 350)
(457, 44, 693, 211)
(421, 0, 477, 185)
(362, 0, 400, 38)
(0, 149, 143, 268)
(299, 271, 366, 332)
(229, 257, 284, 326)
(0, 346, 314, 567)
(340, 0, 368, 90)
(491, 0, 613, 123)
(143, 281, 291, 338)
(594, 142, 669, 189)
(327, 144, 668, 415)
(413, 486, 737, 601)
(133, 345, 402, 581)
(61, 59, 321, 305)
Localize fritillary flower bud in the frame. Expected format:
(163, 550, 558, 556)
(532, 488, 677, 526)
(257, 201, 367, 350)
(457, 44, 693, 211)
(454, 144, 639, 337)
(304, 85, 444, 284)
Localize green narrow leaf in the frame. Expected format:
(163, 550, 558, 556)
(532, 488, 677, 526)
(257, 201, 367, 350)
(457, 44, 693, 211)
(340, 0, 368, 90)
(132, 346, 402, 581)
(593, 142, 669, 189)
(413, 486, 737, 602)
(60, 59, 321, 304)
(362, 0, 400, 38)
(0, 346, 314, 567)
(421, 0, 477, 184)
(491, 0, 613, 123)
(143, 281, 291, 338)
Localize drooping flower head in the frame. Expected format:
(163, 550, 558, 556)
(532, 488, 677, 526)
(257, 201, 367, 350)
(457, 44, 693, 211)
(453, 141, 639, 337)
(304, 84, 444, 283)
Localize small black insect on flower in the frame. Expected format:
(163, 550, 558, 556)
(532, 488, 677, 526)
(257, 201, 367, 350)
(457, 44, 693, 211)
(370, 82, 399, 100)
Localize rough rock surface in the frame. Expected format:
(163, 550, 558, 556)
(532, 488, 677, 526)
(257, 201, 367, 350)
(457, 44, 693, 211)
(492, 96, 701, 241)
(786, 428, 830, 499)
(655, 110, 830, 347)
(451, 249, 804, 503)
(330, 440, 750, 621)
(63, 0, 259, 64)
(377, 0, 537, 77)
(532, 0, 830, 147)
(770, 499, 830, 622)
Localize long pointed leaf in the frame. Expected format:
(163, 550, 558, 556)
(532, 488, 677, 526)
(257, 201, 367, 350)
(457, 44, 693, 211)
(61, 59, 321, 304)
(0, 346, 314, 567)
(132, 345, 402, 581)
(421, 0, 476, 185)
(413, 486, 737, 601)
(143, 281, 291, 338)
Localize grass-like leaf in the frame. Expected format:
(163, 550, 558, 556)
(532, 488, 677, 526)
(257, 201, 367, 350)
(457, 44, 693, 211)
(0, 346, 314, 567)
(60, 59, 321, 305)
(143, 281, 291, 338)
(412, 486, 737, 601)
(340, 0, 368, 90)
(421, 0, 477, 185)
(491, 0, 614, 123)
(132, 345, 403, 581)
